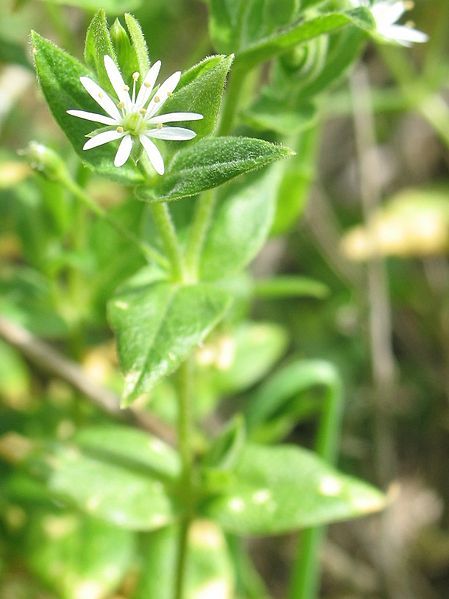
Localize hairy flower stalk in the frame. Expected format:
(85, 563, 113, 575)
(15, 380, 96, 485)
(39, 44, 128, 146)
(353, 0, 428, 46)
(68, 56, 203, 174)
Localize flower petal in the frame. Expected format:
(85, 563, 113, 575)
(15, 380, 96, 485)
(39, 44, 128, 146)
(114, 134, 133, 167)
(146, 127, 196, 141)
(148, 112, 203, 124)
(140, 135, 165, 175)
(146, 71, 181, 118)
(104, 55, 132, 108)
(83, 129, 125, 150)
(383, 24, 429, 45)
(372, 2, 406, 27)
(67, 109, 117, 126)
(136, 60, 162, 109)
(80, 76, 122, 121)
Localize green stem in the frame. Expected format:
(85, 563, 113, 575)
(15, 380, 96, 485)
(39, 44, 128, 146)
(218, 66, 247, 135)
(185, 190, 216, 280)
(149, 203, 184, 281)
(289, 372, 344, 599)
(62, 177, 168, 269)
(174, 359, 194, 599)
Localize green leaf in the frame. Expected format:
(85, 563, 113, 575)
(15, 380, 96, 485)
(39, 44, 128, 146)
(84, 9, 117, 94)
(138, 137, 291, 202)
(47, 434, 179, 530)
(200, 166, 283, 279)
(124, 13, 150, 78)
(208, 0, 246, 53)
(45, 0, 141, 15)
(133, 522, 234, 599)
(235, 9, 374, 69)
(203, 443, 385, 535)
(32, 32, 143, 184)
(203, 416, 246, 471)
(245, 360, 342, 443)
(253, 276, 328, 299)
(198, 322, 288, 395)
(108, 272, 231, 404)
(74, 425, 181, 478)
(26, 510, 134, 599)
(162, 55, 233, 142)
(243, 95, 317, 135)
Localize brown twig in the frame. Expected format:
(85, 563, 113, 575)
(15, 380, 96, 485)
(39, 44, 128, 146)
(0, 316, 176, 446)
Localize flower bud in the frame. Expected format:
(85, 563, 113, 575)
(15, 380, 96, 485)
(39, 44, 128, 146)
(19, 142, 68, 182)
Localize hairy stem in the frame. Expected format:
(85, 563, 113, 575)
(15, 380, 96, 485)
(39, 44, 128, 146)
(149, 203, 185, 281)
(185, 190, 216, 280)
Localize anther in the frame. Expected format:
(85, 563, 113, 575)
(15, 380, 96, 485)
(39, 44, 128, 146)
(153, 96, 160, 103)
(118, 101, 125, 109)
(404, 1, 414, 9)
(144, 82, 152, 88)
(123, 85, 130, 91)
(132, 72, 140, 81)
(139, 108, 147, 115)
(157, 123, 163, 129)
(98, 92, 104, 98)
(116, 126, 124, 133)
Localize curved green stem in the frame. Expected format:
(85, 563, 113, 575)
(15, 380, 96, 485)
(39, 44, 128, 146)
(289, 370, 344, 599)
(149, 203, 185, 281)
(174, 359, 195, 599)
(185, 190, 216, 280)
(62, 177, 168, 269)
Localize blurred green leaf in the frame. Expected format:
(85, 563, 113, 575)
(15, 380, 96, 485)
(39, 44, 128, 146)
(253, 276, 328, 299)
(243, 95, 317, 135)
(27, 510, 134, 599)
(245, 360, 342, 443)
(139, 137, 292, 202)
(0, 35, 31, 69)
(235, 9, 374, 69)
(200, 166, 283, 279)
(109, 271, 231, 404)
(44, 0, 141, 15)
(47, 434, 179, 530)
(203, 443, 385, 535)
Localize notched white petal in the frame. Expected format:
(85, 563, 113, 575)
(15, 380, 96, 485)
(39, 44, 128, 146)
(140, 135, 165, 175)
(80, 76, 121, 121)
(67, 109, 117, 126)
(148, 112, 203, 124)
(83, 129, 124, 150)
(146, 127, 196, 141)
(114, 134, 133, 167)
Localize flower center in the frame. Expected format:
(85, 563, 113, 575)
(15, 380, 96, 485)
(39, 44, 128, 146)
(122, 111, 147, 136)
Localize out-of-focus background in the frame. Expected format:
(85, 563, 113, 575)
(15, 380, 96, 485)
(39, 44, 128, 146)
(1, 0, 449, 597)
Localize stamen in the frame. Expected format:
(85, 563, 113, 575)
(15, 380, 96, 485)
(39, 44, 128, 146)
(406, 20, 415, 27)
(116, 126, 124, 133)
(153, 96, 160, 103)
(157, 123, 163, 129)
(404, 1, 414, 9)
(118, 101, 125, 109)
(98, 92, 104, 99)
(132, 72, 140, 81)
(139, 108, 147, 115)
(144, 82, 152, 88)
(123, 85, 130, 91)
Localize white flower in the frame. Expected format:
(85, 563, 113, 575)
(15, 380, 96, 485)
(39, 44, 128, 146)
(352, 1, 428, 46)
(67, 56, 203, 174)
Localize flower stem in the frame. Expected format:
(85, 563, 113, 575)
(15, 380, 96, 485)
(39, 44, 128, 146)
(185, 190, 216, 280)
(62, 177, 168, 269)
(289, 370, 343, 599)
(149, 203, 185, 281)
(174, 358, 195, 599)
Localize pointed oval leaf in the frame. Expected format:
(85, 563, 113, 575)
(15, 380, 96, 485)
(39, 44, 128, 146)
(203, 443, 385, 535)
(138, 137, 292, 202)
(108, 275, 231, 405)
